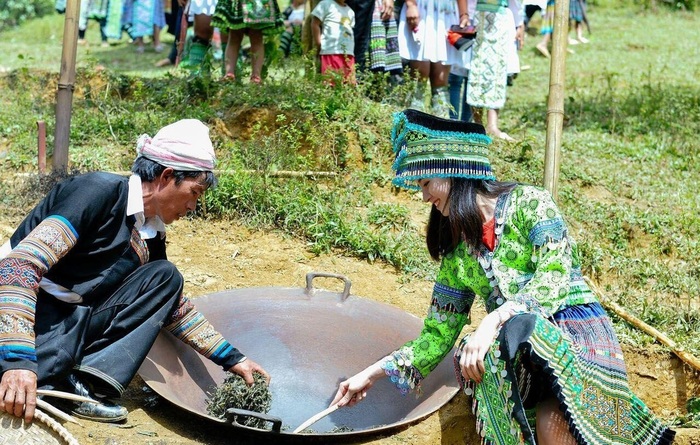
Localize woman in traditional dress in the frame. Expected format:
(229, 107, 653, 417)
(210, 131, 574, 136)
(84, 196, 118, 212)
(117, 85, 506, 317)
(122, 0, 166, 53)
(331, 109, 675, 445)
(367, 0, 403, 84)
(213, 0, 283, 83)
(465, 0, 523, 141)
(398, 0, 469, 117)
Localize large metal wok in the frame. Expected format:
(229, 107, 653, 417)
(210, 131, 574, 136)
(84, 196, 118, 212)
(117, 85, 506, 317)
(138, 272, 459, 439)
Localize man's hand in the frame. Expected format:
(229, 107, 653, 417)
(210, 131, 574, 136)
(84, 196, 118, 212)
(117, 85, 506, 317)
(0, 369, 38, 423)
(230, 359, 270, 386)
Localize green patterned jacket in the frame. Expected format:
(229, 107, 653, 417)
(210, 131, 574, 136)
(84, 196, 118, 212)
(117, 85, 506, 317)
(380, 185, 598, 394)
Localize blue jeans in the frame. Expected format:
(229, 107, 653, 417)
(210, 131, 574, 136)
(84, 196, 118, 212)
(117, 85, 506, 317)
(448, 72, 473, 122)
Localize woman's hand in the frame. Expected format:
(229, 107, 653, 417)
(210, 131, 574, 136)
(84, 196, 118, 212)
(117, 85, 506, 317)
(516, 25, 525, 50)
(459, 13, 469, 28)
(405, 3, 420, 31)
(230, 358, 271, 385)
(381, 0, 394, 20)
(330, 362, 385, 408)
(458, 312, 501, 384)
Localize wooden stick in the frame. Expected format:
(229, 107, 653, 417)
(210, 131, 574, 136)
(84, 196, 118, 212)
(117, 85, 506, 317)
(37, 389, 99, 404)
(584, 276, 700, 372)
(292, 404, 339, 433)
(36, 398, 82, 426)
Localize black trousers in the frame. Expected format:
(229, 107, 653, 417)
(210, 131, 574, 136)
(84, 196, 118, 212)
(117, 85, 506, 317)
(35, 260, 183, 397)
(346, 0, 375, 72)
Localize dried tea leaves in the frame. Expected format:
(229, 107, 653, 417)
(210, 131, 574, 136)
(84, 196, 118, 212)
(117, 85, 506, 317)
(205, 372, 272, 428)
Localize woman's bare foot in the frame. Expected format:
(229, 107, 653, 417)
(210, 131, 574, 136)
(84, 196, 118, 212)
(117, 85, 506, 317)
(155, 58, 173, 67)
(536, 42, 550, 58)
(487, 127, 516, 142)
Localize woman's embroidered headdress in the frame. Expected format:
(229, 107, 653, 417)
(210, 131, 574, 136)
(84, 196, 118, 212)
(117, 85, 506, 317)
(391, 109, 495, 190)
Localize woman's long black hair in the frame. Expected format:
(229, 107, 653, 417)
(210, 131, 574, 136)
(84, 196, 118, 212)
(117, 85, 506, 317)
(426, 178, 518, 261)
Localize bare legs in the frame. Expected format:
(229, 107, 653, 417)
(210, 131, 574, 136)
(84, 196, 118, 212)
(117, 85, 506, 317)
(536, 398, 577, 445)
(225, 29, 244, 78)
(249, 29, 264, 82)
(536, 33, 551, 58)
(472, 108, 514, 141)
(224, 29, 264, 82)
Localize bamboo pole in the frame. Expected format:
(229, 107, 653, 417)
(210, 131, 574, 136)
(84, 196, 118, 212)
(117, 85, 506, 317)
(584, 277, 700, 373)
(54, 0, 81, 173)
(542, 0, 570, 200)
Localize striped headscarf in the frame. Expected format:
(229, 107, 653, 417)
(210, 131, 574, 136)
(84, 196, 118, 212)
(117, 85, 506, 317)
(391, 109, 495, 190)
(136, 119, 216, 171)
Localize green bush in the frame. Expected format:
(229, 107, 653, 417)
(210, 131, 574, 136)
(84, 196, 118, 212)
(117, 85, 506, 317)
(0, 0, 55, 28)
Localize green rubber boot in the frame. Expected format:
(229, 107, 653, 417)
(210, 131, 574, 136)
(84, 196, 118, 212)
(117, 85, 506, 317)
(179, 40, 210, 76)
(409, 81, 428, 111)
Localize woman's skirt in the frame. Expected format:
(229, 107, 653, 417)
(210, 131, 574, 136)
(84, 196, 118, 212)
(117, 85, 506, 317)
(212, 0, 283, 34)
(569, 0, 586, 23)
(540, 0, 555, 35)
(397, 0, 461, 65)
(454, 303, 675, 445)
(122, 0, 165, 39)
(369, 0, 403, 74)
(466, 8, 513, 109)
(189, 0, 219, 16)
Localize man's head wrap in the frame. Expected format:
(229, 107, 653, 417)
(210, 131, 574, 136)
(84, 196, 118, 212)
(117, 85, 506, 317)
(391, 109, 495, 190)
(135, 119, 216, 171)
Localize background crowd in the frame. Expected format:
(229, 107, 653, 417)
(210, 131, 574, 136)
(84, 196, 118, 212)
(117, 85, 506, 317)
(60, 0, 590, 141)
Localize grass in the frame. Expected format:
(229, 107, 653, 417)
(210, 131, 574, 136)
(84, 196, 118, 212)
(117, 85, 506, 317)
(1, 5, 700, 359)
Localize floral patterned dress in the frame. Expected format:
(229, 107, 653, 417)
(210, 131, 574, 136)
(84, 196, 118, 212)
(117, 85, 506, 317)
(381, 185, 675, 445)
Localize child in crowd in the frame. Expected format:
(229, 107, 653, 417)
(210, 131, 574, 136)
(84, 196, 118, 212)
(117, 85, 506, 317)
(213, 0, 283, 83)
(311, 0, 356, 83)
(280, 0, 306, 56)
(122, 0, 165, 53)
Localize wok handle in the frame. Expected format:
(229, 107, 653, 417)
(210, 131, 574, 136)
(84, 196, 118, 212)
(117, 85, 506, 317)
(305, 272, 351, 302)
(224, 407, 283, 434)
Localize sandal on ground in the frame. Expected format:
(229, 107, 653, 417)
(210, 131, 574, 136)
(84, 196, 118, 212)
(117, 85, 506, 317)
(221, 72, 236, 82)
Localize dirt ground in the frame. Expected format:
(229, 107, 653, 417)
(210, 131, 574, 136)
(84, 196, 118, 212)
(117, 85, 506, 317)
(1, 216, 700, 445)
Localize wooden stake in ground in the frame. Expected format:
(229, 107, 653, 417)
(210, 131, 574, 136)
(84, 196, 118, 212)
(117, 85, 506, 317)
(584, 277, 700, 373)
(54, 0, 81, 173)
(543, 0, 570, 201)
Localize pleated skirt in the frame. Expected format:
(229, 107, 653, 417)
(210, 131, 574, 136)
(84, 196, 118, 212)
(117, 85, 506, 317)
(454, 303, 676, 445)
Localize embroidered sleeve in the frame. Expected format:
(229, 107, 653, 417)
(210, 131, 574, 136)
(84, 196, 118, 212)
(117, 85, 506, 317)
(165, 295, 246, 370)
(382, 244, 484, 395)
(512, 187, 573, 317)
(0, 216, 78, 373)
